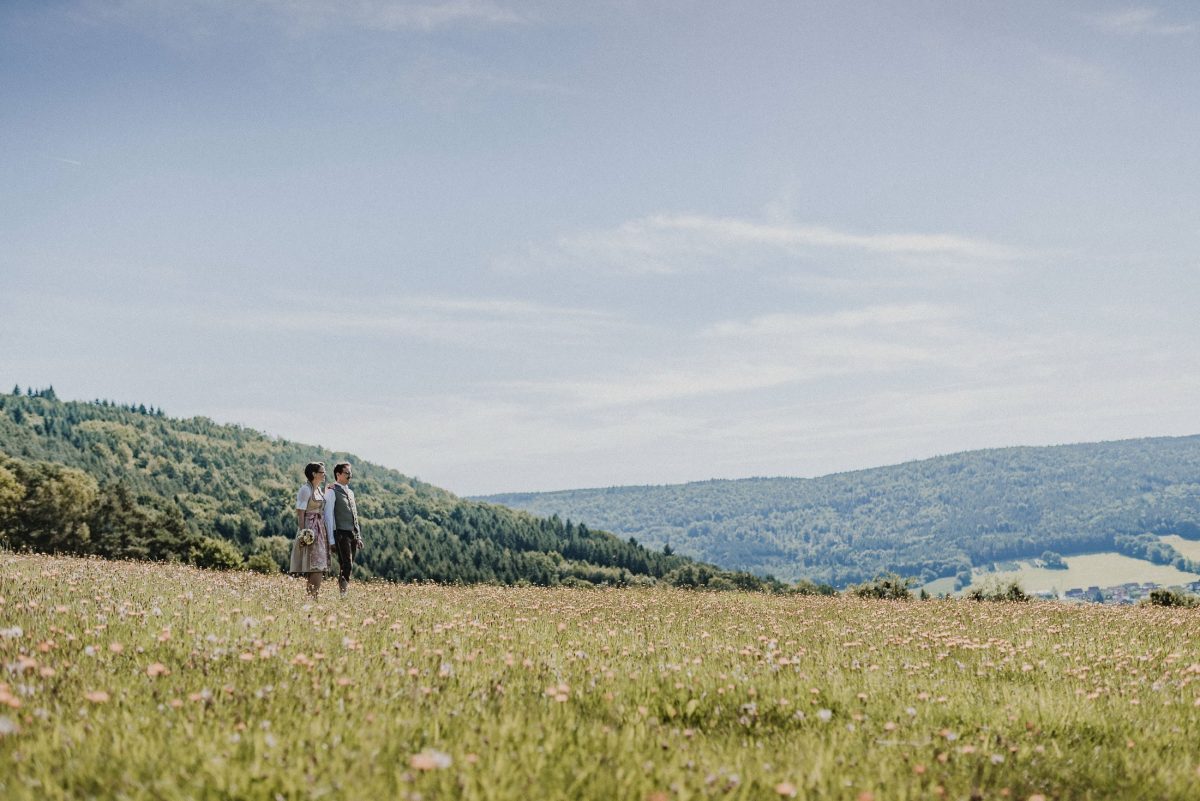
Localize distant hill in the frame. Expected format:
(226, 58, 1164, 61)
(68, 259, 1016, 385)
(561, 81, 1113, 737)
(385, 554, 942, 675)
(0, 388, 782, 589)
(479, 437, 1200, 587)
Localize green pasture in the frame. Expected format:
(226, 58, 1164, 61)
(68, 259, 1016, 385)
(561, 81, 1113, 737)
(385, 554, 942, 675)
(2, 553, 1199, 800)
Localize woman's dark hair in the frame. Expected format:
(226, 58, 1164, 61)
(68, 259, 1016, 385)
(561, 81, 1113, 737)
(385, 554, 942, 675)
(304, 462, 325, 482)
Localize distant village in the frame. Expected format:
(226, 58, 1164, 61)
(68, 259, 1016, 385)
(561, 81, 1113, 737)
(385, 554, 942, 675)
(1035, 580, 1200, 605)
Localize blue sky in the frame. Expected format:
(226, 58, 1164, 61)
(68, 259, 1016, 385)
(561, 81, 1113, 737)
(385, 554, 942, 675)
(3, 1, 1198, 495)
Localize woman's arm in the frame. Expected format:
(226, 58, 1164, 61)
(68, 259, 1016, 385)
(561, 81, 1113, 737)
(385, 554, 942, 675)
(295, 484, 312, 530)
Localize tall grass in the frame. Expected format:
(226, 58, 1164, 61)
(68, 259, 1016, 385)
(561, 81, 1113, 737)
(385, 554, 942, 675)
(2, 553, 1198, 800)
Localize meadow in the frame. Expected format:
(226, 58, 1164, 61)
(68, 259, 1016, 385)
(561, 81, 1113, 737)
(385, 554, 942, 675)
(1, 553, 1198, 800)
(967, 553, 1200, 597)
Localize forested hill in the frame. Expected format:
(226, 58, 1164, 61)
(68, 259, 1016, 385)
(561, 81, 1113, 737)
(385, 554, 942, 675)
(480, 436, 1200, 586)
(0, 388, 778, 589)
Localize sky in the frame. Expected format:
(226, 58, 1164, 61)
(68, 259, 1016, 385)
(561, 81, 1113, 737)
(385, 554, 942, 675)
(2, 1, 1199, 496)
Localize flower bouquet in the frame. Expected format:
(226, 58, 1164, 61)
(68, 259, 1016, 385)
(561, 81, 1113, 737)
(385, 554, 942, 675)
(297, 528, 315, 547)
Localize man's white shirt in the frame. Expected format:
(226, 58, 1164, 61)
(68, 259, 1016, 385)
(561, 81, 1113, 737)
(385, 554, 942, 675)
(323, 482, 352, 544)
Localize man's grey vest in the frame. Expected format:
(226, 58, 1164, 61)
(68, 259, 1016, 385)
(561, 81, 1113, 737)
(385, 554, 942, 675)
(331, 484, 360, 534)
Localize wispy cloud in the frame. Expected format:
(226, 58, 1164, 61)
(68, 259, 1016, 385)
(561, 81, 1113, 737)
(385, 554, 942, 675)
(1089, 7, 1196, 36)
(498, 214, 1023, 276)
(1039, 53, 1117, 92)
(214, 293, 631, 349)
(47, 156, 83, 166)
(703, 304, 963, 339)
(494, 303, 973, 410)
(71, 0, 530, 37)
(345, 0, 527, 31)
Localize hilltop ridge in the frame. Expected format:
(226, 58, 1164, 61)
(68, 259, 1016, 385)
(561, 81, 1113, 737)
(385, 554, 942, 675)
(479, 436, 1200, 585)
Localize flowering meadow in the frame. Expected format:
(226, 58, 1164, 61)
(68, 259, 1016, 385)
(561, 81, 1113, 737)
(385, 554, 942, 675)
(1, 553, 1198, 800)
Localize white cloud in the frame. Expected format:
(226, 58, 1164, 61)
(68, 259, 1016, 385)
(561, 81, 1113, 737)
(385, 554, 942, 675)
(1089, 8, 1196, 36)
(499, 214, 1022, 276)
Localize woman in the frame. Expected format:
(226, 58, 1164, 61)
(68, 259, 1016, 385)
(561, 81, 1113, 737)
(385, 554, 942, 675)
(289, 462, 331, 597)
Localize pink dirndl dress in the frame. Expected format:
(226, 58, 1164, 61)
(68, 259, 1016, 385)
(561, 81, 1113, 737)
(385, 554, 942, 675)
(289, 486, 329, 575)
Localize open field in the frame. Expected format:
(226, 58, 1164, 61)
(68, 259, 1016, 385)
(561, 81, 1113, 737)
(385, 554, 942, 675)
(1161, 535, 1200, 563)
(965, 553, 1200, 596)
(2, 553, 1199, 800)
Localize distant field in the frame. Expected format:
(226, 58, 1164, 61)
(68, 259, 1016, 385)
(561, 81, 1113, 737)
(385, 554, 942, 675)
(919, 576, 958, 596)
(968, 552, 1200, 595)
(1161, 534, 1200, 562)
(3, 553, 1200, 800)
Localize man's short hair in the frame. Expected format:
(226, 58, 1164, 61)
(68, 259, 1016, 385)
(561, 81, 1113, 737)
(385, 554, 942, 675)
(334, 462, 352, 478)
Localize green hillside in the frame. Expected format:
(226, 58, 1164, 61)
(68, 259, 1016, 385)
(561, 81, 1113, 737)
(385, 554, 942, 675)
(480, 437, 1200, 586)
(0, 388, 782, 589)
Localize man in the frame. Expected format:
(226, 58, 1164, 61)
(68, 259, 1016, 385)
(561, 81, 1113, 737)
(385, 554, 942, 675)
(323, 461, 362, 596)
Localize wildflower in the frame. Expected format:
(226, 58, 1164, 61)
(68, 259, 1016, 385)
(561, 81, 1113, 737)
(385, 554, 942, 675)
(146, 663, 170, 678)
(109, 642, 124, 654)
(84, 691, 110, 704)
(775, 782, 797, 797)
(0, 716, 19, 736)
(410, 749, 452, 771)
(817, 708, 833, 722)
(0, 627, 21, 639)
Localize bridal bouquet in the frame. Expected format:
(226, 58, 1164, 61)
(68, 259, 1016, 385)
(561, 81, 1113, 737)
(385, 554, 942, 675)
(297, 528, 315, 547)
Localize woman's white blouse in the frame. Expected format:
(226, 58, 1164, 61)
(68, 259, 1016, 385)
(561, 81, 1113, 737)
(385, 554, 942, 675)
(296, 484, 315, 510)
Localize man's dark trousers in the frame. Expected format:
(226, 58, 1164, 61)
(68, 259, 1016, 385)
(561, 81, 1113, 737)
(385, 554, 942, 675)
(335, 530, 358, 593)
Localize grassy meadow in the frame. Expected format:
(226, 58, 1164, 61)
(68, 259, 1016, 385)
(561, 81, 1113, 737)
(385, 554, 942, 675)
(2, 553, 1199, 800)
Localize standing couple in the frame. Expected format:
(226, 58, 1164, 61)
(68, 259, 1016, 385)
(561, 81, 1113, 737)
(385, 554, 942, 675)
(289, 461, 362, 598)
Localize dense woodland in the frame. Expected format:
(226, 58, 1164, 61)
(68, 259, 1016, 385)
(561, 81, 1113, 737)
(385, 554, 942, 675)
(0, 388, 791, 591)
(482, 436, 1200, 586)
